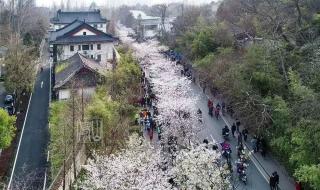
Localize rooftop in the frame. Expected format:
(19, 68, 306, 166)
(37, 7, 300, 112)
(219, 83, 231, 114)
(54, 52, 109, 89)
(50, 21, 117, 44)
(50, 9, 108, 24)
(129, 10, 160, 20)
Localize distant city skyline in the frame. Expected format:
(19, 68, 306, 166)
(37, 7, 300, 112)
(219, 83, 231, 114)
(35, 0, 217, 8)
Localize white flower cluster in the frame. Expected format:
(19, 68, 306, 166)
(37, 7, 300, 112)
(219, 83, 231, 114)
(80, 135, 229, 190)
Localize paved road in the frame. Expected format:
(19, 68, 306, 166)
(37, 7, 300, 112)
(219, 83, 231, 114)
(190, 83, 270, 190)
(9, 55, 50, 189)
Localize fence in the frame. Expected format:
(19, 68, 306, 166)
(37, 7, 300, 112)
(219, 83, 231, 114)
(47, 142, 87, 190)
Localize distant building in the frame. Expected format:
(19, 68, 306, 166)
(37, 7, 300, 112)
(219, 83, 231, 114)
(49, 20, 117, 64)
(54, 52, 109, 100)
(50, 9, 108, 33)
(129, 10, 174, 39)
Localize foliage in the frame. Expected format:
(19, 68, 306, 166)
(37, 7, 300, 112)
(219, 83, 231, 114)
(105, 49, 142, 101)
(84, 50, 141, 153)
(0, 109, 16, 149)
(295, 164, 320, 190)
(49, 101, 73, 177)
(4, 40, 37, 98)
(55, 61, 68, 74)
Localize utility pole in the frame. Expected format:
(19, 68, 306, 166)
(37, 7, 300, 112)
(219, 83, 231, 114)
(72, 91, 77, 180)
(81, 87, 84, 122)
(63, 123, 67, 190)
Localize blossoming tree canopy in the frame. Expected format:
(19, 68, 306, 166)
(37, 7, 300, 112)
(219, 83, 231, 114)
(173, 144, 231, 190)
(80, 134, 230, 190)
(80, 134, 172, 190)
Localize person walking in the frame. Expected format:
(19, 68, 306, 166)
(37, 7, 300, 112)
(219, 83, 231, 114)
(260, 137, 267, 157)
(257, 136, 262, 153)
(236, 119, 241, 133)
(273, 171, 279, 190)
(242, 128, 248, 141)
(251, 136, 258, 152)
(231, 123, 236, 137)
(237, 132, 243, 146)
(269, 173, 277, 190)
(295, 181, 302, 190)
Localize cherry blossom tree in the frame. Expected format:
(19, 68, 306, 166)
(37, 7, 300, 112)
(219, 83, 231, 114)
(172, 144, 231, 190)
(79, 134, 172, 190)
(79, 135, 230, 190)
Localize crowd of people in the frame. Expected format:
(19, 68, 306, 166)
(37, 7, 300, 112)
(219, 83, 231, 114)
(139, 49, 284, 188)
(135, 69, 162, 141)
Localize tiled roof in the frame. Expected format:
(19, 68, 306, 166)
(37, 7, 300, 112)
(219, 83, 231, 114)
(50, 9, 107, 24)
(54, 53, 108, 89)
(49, 20, 83, 42)
(50, 22, 117, 44)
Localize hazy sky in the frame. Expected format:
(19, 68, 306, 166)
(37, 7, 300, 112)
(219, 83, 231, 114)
(35, 0, 216, 8)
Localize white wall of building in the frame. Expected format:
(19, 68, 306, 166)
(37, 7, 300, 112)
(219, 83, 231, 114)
(73, 29, 96, 36)
(58, 87, 96, 100)
(90, 23, 106, 33)
(57, 42, 114, 63)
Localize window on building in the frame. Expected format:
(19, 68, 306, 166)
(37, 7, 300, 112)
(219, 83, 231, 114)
(83, 31, 86, 35)
(91, 55, 94, 59)
(97, 54, 101, 62)
(78, 45, 81, 50)
(100, 24, 103, 28)
(97, 44, 101, 50)
(70, 45, 74, 51)
(82, 45, 89, 50)
(94, 24, 97, 28)
(90, 44, 93, 50)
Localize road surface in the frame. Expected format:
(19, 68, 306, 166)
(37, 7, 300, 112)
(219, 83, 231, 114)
(8, 47, 50, 189)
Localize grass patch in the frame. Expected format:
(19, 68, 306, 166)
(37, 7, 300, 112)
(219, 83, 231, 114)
(55, 61, 68, 74)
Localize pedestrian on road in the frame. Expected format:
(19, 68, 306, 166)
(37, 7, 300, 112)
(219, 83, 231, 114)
(251, 136, 258, 152)
(231, 123, 236, 137)
(269, 174, 277, 190)
(215, 108, 220, 120)
(237, 132, 243, 146)
(295, 181, 302, 190)
(221, 101, 226, 115)
(260, 137, 267, 157)
(257, 136, 262, 152)
(242, 128, 248, 141)
(236, 119, 241, 132)
(273, 171, 279, 190)
(149, 127, 153, 141)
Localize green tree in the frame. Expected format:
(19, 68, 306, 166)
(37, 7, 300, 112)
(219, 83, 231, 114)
(295, 164, 320, 190)
(244, 45, 284, 97)
(0, 109, 16, 149)
(4, 40, 36, 99)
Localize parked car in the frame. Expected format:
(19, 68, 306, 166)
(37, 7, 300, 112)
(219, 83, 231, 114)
(4, 105, 15, 116)
(4, 94, 14, 105)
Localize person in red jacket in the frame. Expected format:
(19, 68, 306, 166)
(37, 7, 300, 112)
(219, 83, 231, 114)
(295, 181, 302, 190)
